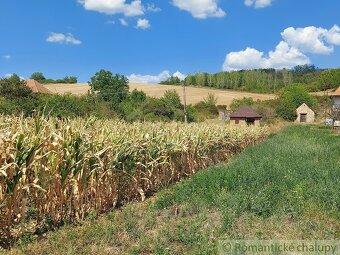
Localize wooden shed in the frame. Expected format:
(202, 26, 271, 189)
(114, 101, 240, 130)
(230, 106, 262, 126)
(295, 103, 315, 123)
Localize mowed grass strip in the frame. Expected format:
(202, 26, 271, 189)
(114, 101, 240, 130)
(155, 125, 340, 218)
(4, 125, 340, 255)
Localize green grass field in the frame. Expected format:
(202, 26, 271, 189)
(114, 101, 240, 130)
(3, 125, 340, 255)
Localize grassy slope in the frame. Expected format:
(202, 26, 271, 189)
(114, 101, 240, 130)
(4, 125, 340, 255)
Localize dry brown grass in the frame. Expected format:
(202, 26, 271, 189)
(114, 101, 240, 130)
(43, 83, 275, 105)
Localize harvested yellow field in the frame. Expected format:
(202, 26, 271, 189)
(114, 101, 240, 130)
(43, 83, 275, 105)
(43, 83, 91, 95)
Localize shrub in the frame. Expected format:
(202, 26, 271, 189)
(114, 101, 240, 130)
(276, 84, 317, 121)
(230, 97, 255, 111)
(142, 97, 174, 121)
(161, 90, 182, 109)
(0, 75, 33, 99)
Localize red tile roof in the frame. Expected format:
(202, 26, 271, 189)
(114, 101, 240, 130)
(230, 106, 262, 118)
(26, 80, 52, 94)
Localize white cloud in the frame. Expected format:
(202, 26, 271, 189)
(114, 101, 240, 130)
(281, 26, 340, 55)
(46, 32, 82, 45)
(223, 24, 340, 71)
(119, 18, 128, 26)
(326, 25, 340, 45)
(78, 0, 144, 16)
(173, 71, 187, 80)
(128, 71, 186, 84)
(223, 42, 310, 71)
(172, 0, 225, 19)
(244, 0, 273, 8)
(3, 55, 11, 60)
(136, 18, 150, 29)
(267, 41, 311, 69)
(146, 3, 161, 12)
(224, 47, 267, 70)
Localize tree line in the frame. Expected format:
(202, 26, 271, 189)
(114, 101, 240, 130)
(161, 65, 340, 93)
(0, 71, 218, 122)
(30, 72, 77, 84)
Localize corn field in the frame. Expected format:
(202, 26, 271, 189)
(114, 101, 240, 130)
(0, 115, 267, 247)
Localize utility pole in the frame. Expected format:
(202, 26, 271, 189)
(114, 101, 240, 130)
(324, 83, 327, 122)
(183, 80, 188, 123)
(274, 71, 276, 95)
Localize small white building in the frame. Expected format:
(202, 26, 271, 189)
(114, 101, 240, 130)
(331, 87, 340, 111)
(295, 103, 315, 123)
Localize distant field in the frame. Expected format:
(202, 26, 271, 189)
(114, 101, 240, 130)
(43, 83, 275, 105)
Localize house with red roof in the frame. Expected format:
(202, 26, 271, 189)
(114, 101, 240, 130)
(230, 106, 262, 126)
(26, 80, 52, 94)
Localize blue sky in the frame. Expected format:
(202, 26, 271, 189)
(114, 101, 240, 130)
(0, 0, 339, 83)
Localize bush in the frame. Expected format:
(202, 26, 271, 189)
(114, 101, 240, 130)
(142, 97, 174, 121)
(39, 94, 114, 118)
(117, 90, 147, 121)
(276, 84, 317, 121)
(0, 97, 17, 114)
(230, 97, 255, 111)
(161, 90, 182, 109)
(0, 75, 33, 99)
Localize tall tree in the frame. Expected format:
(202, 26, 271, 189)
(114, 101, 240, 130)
(30, 72, 46, 82)
(89, 69, 129, 106)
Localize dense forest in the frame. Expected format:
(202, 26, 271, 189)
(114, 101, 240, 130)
(161, 65, 340, 93)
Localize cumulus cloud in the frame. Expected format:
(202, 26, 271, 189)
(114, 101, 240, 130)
(326, 25, 340, 45)
(3, 55, 11, 60)
(223, 42, 310, 71)
(244, 0, 273, 8)
(223, 25, 340, 71)
(267, 41, 311, 69)
(78, 0, 160, 16)
(172, 0, 225, 19)
(136, 18, 150, 29)
(46, 32, 82, 45)
(282, 25, 340, 54)
(128, 71, 186, 84)
(78, 0, 143, 16)
(224, 47, 267, 70)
